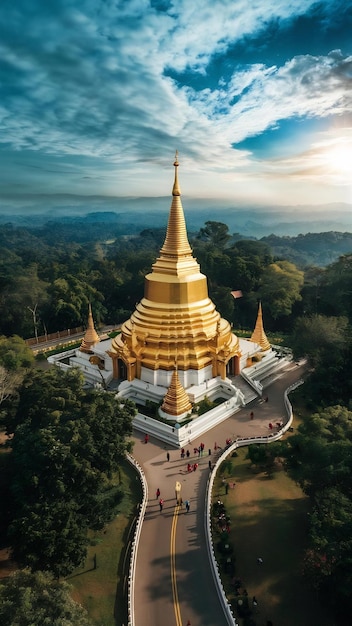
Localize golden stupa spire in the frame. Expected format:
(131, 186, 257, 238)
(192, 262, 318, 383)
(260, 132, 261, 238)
(110, 155, 241, 382)
(158, 152, 193, 260)
(80, 303, 100, 353)
(160, 368, 193, 417)
(250, 301, 270, 351)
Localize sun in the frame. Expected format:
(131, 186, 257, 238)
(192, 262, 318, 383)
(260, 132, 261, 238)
(323, 142, 352, 182)
(326, 144, 352, 175)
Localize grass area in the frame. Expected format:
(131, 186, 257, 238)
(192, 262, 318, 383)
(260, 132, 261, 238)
(212, 447, 332, 626)
(69, 459, 142, 626)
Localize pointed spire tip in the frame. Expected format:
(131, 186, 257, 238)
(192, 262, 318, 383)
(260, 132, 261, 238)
(172, 151, 181, 196)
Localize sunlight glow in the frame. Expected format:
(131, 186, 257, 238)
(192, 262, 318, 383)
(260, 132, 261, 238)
(326, 144, 352, 176)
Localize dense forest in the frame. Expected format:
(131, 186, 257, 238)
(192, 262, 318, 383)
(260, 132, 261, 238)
(1, 217, 352, 339)
(1, 217, 352, 624)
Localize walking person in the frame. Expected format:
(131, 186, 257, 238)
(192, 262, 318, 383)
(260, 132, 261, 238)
(156, 488, 160, 499)
(159, 498, 164, 512)
(185, 500, 190, 513)
(166, 452, 170, 461)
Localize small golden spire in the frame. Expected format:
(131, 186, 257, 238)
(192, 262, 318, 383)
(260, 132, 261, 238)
(80, 303, 100, 353)
(250, 301, 270, 351)
(161, 368, 192, 417)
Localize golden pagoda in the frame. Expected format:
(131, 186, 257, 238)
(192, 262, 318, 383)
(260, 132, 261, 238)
(110, 154, 241, 390)
(80, 303, 100, 353)
(160, 368, 193, 418)
(250, 301, 270, 351)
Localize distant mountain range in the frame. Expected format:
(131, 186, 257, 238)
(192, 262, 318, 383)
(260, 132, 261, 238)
(0, 194, 352, 238)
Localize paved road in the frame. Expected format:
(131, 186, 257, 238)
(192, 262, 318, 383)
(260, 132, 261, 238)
(131, 360, 306, 626)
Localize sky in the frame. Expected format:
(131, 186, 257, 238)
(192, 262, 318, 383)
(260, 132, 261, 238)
(0, 0, 352, 208)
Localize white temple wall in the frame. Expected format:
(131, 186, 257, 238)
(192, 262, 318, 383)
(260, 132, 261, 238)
(139, 364, 213, 388)
(132, 393, 243, 447)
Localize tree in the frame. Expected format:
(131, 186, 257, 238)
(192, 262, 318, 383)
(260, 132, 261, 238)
(0, 265, 49, 338)
(0, 366, 23, 408)
(0, 335, 34, 371)
(0, 336, 34, 422)
(7, 368, 135, 576)
(247, 442, 285, 474)
(0, 569, 92, 625)
(320, 254, 352, 322)
(290, 315, 349, 367)
(258, 260, 303, 320)
(210, 285, 235, 322)
(197, 221, 231, 248)
(283, 405, 352, 621)
(290, 316, 352, 406)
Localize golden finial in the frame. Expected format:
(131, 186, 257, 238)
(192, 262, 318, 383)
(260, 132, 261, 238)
(172, 151, 181, 196)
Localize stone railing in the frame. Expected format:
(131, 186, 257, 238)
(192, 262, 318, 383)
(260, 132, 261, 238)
(204, 379, 303, 625)
(125, 454, 149, 626)
(25, 326, 84, 346)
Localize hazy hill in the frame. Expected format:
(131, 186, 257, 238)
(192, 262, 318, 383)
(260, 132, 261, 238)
(1, 195, 352, 238)
(261, 232, 352, 267)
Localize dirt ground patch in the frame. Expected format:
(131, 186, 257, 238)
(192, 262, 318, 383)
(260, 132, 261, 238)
(213, 448, 332, 626)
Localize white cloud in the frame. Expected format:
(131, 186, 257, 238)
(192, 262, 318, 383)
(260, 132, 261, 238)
(0, 0, 351, 202)
(185, 50, 352, 145)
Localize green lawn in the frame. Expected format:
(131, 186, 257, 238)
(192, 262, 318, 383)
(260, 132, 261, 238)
(69, 460, 142, 626)
(212, 447, 332, 626)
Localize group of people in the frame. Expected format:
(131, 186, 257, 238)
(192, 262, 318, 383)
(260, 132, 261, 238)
(193, 442, 206, 456)
(187, 462, 198, 472)
(217, 503, 231, 534)
(156, 488, 164, 511)
(180, 444, 208, 458)
(155, 487, 191, 513)
(269, 421, 283, 430)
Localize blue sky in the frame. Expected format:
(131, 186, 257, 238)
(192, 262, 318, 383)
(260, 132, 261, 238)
(0, 0, 352, 207)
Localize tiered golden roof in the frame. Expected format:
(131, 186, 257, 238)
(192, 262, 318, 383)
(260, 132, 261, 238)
(250, 302, 270, 351)
(110, 154, 241, 381)
(160, 368, 192, 417)
(80, 304, 100, 353)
